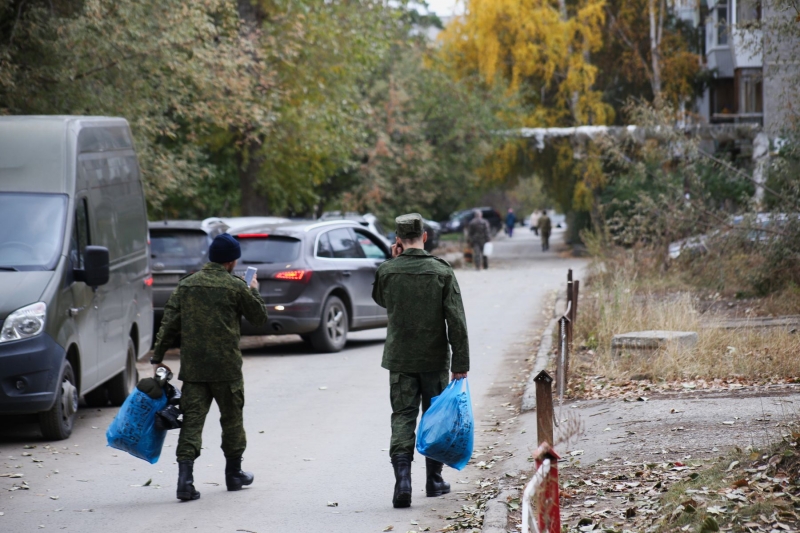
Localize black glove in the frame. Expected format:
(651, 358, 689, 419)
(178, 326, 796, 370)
(154, 404, 183, 431)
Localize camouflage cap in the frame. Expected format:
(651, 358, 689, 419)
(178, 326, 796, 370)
(395, 213, 424, 239)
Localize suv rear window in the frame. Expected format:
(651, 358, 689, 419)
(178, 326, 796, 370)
(150, 230, 209, 260)
(237, 235, 301, 264)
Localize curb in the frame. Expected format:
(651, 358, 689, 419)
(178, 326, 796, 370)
(521, 317, 557, 412)
(481, 489, 518, 533)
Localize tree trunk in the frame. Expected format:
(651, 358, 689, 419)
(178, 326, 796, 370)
(237, 139, 270, 216)
(649, 0, 663, 101)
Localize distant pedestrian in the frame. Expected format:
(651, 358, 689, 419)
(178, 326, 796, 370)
(538, 210, 552, 251)
(505, 208, 516, 237)
(372, 213, 470, 509)
(530, 211, 539, 235)
(151, 233, 268, 502)
(467, 210, 491, 270)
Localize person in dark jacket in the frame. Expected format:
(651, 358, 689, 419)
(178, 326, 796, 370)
(372, 213, 470, 509)
(151, 233, 268, 502)
(505, 208, 516, 237)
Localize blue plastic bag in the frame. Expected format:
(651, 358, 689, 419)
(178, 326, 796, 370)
(416, 378, 474, 470)
(106, 388, 168, 464)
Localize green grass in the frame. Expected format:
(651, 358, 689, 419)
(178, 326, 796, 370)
(440, 233, 463, 242)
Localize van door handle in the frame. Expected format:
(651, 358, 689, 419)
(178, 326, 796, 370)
(342, 271, 351, 277)
(69, 307, 85, 317)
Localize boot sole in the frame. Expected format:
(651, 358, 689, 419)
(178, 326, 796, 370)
(176, 491, 201, 501)
(426, 488, 451, 497)
(393, 493, 412, 508)
(226, 477, 254, 491)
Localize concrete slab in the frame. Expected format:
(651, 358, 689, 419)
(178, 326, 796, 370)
(611, 330, 698, 355)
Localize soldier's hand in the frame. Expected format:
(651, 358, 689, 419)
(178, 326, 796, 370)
(249, 272, 259, 290)
(392, 242, 404, 258)
(451, 372, 468, 381)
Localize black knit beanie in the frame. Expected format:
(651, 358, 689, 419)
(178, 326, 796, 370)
(208, 233, 241, 264)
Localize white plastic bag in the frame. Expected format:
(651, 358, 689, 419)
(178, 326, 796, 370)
(483, 242, 494, 257)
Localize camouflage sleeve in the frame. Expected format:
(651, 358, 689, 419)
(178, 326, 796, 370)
(372, 269, 385, 308)
(240, 286, 268, 327)
(443, 272, 470, 373)
(484, 220, 491, 241)
(153, 287, 182, 361)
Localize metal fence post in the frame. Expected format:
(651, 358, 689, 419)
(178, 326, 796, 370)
(534, 370, 554, 446)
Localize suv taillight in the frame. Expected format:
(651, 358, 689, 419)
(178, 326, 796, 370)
(273, 269, 313, 283)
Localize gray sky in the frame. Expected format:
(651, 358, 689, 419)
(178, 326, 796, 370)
(417, 0, 464, 16)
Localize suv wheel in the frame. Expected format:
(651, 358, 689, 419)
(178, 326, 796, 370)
(310, 296, 348, 353)
(39, 361, 78, 440)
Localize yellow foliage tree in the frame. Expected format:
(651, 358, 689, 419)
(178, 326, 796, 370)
(440, 0, 614, 128)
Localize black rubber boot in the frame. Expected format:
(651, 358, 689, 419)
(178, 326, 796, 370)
(225, 456, 254, 491)
(425, 458, 451, 497)
(176, 460, 201, 501)
(391, 454, 413, 508)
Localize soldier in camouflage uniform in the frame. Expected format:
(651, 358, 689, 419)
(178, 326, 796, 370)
(467, 209, 492, 270)
(538, 210, 552, 251)
(151, 233, 268, 502)
(372, 213, 470, 508)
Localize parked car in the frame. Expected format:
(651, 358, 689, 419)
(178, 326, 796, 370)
(668, 213, 796, 259)
(203, 216, 292, 231)
(0, 116, 153, 439)
(320, 211, 391, 245)
(443, 207, 503, 235)
(149, 219, 229, 329)
(229, 219, 391, 352)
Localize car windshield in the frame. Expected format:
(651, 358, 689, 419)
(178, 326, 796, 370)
(237, 236, 302, 264)
(150, 230, 209, 260)
(0, 193, 67, 271)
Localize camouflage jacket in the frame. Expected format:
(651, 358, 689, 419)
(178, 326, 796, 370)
(152, 262, 268, 382)
(372, 248, 470, 373)
(467, 217, 491, 245)
(538, 215, 552, 233)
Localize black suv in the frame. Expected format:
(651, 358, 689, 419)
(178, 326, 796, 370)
(149, 220, 228, 328)
(443, 207, 502, 235)
(229, 220, 392, 352)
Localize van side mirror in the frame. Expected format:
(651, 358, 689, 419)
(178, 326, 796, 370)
(75, 246, 110, 287)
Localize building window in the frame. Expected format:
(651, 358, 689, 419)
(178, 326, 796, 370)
(717, 3, 728, 45)
(737, 0, 761, 23)
(740, 69, 763, 114)
(711, 78, 736, 118)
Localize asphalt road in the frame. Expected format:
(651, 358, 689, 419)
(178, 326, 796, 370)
(0, 226, 586, 533)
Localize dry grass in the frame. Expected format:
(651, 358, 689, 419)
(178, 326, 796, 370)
(574, 266, 800, 382)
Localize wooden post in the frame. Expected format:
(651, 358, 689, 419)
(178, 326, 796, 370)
(566, 281, 574, 349)
(534, 370, 554, 446)
(572, 279, 580, 325)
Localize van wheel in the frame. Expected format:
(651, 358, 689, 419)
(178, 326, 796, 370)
(39, 361, 78, 440)
(310, 296, 348, 353)
(106, 338, 138, 406)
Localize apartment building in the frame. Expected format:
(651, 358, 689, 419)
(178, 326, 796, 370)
(699, 0, 797, 134)
(701, 0, 763, 125)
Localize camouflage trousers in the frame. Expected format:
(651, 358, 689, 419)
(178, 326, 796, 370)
(389, 370, 449, 457)
(176, 379, 246, 462)
(470, 240, 487, 270)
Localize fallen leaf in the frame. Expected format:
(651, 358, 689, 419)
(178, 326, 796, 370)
(722, 421, 735, 425)
(726, 461, 739, 471)
(700, 516, 720, 532)
(383, 526, 394, 532)
(143, 479, 152, 487)
(327, 501, 338, 507)
(49, 496, 59, 500)
(319, 386, 328, 390)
